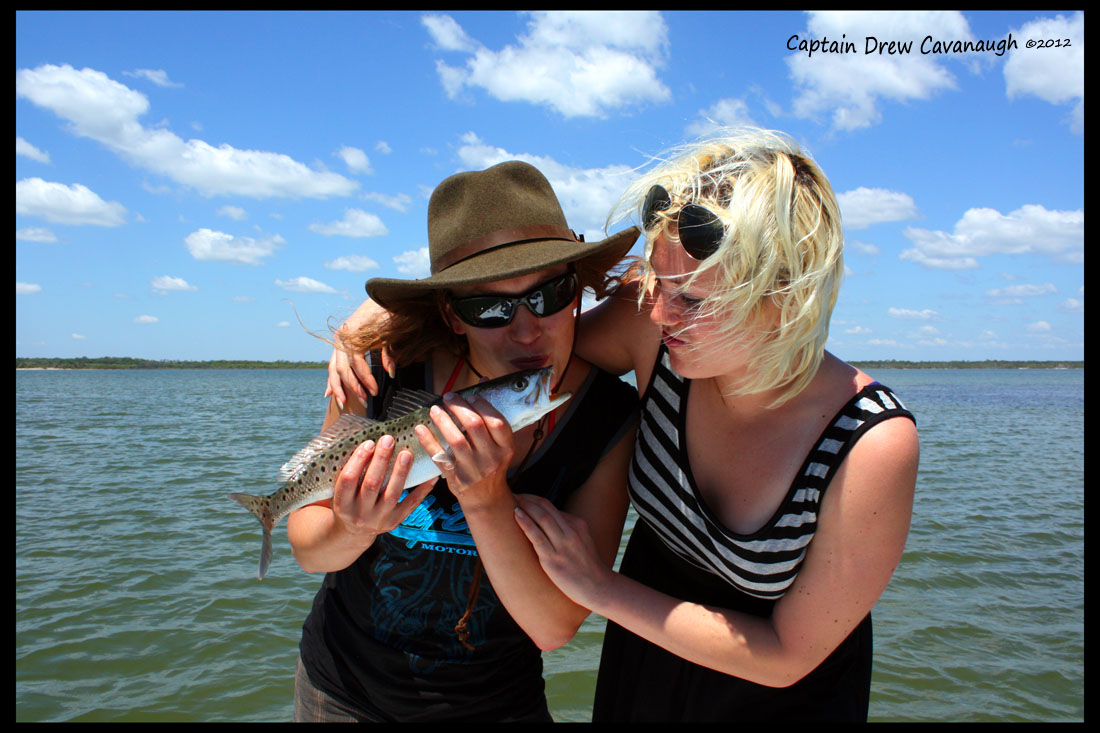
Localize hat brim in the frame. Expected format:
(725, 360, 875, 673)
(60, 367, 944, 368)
(366, 226, 640, 308)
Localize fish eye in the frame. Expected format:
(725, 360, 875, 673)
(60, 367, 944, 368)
(512, 377, 528, 392)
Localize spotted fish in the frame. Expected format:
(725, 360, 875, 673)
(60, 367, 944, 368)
(229, 366, 571, 579)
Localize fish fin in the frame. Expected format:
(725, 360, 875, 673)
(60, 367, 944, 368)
(229, 493, 276, 580)
(229, 492, 262, 520)
(277, 413, 381, 482)
(385, 388, 441, 419)
(258, 529, 273, 580)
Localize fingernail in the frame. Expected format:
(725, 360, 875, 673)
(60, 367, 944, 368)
(379, 435, 394, 448)
(360, 440, 375, 452)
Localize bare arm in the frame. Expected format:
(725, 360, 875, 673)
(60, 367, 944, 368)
(286, 396, 437, 574)
(576, 281, 660, 377)
(417, 392, 636, 650)
(327, 283, 660, 405)
(516, 416, 919, 685)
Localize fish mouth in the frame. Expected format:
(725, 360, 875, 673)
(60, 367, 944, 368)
(538, 366, 572, 411)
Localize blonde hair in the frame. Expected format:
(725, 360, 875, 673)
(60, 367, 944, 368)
(612, 127, 845, 407)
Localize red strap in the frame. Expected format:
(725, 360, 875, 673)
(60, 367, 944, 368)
(444, 357, 557, 433)
(443, 357, 465, 394)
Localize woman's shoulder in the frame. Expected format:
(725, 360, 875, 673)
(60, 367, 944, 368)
(569, 358, 640, 417)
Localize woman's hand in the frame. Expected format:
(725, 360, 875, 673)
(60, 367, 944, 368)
(323, 300, 395, 408)
(331, 435, 437, 543)
(513, 493, 613, 610)
(414, 392, 515, 512)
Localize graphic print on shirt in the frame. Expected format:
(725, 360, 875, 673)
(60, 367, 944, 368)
(389, 491, 479, 557)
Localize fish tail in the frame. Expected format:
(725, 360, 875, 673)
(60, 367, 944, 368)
(229, 492, 276, 580)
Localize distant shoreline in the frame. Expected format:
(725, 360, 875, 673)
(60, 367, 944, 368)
(15, 357, 1085, 370)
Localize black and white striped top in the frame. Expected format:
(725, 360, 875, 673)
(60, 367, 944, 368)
(628, 346, 914, 601)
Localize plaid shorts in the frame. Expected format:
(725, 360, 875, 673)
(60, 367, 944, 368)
(293, 656, 372, 723)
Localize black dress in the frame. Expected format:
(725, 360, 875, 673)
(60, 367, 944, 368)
(593, 345, 914, 721)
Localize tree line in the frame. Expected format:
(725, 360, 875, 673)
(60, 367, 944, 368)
(16, 356, 1083, 370)
(16, 356, 328, 370)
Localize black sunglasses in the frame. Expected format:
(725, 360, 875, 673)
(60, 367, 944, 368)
(642, 185, 726, 260)
(449, 272, 579, 329)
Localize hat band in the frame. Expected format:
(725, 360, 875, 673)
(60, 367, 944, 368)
(432, 225, 580, 274)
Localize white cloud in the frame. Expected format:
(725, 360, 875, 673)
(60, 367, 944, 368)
(16, 64, 358, 199)
(888, 307, 939, 320)
(309, 209, 388, 238)
(151, 275, 198, 294)
(1026, 320, 1052, 333)
(424, 11, 671, 118)
(16, 227, 58, 243)
(362, 191, 412, 212)
(325, 255, 380, 272)
(1059, 298, 1083, 313)
(787, 11, 972, 130)
(184, 228, 283, 265)
(134, 314, 159, 324)
(394, 247, 431, 278)
(1004, 13, 1084, 133)
(686, 98, 758, 138)
(17, 136, 50, 163)
(275, 276, 338, 294)
(122, 68, 183, 88)
(17, 282, 42, 294)
(375, 141, 392, 154)
(217, 205, 248, 220)
(836, 187, 918, 229)
(337, 146, 372, 174)
(423, 13, 481, 52)
(16, 177, 127, 227)
(848, 240, 881, 256)
(984, 282, 1057, 304)
(72, 333, 86, 340)
(456, 132, 638, 233)
(901, 204, 1083, 269)
(845, 325, 872, 334)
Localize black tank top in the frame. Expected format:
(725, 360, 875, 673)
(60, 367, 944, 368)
(593, 345, 914, 721)
(299, 354, 638, 721)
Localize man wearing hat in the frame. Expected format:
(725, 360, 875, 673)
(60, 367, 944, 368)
(288, 161, 640, 722)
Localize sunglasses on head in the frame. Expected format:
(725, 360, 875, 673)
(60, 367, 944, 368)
(449, 271, 579, 329)
(642, 185, 726, 260)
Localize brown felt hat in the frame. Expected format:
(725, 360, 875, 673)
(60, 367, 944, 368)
(366, 161, 639, 307)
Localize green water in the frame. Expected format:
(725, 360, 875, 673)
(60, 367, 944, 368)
(15, 368, 1084, 721)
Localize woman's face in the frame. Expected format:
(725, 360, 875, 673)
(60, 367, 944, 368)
(445, 264, 577, 384)
(647, 233, 768, 382)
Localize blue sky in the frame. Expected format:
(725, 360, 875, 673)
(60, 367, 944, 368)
(16, 11, 1084, 362)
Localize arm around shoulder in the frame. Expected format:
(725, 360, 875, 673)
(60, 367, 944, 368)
(577, 281, 660, 377)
